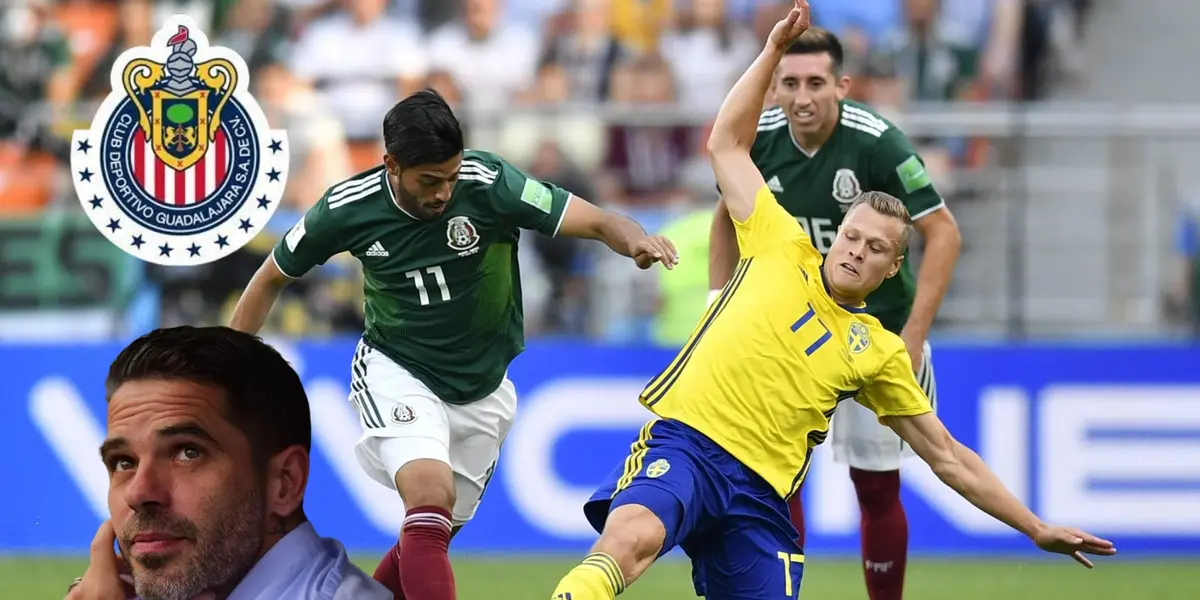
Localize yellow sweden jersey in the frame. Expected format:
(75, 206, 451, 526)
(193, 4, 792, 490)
(640, 186, 933, 499)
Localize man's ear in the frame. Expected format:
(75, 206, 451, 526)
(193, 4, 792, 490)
(264, 445, 309, 521)
(886, 254, 905, 279)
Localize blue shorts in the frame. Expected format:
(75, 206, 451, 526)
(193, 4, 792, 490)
(585, 419, 805, 599)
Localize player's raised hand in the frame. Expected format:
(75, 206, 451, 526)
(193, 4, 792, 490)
(65, 520, 136, 600)
(768, 0, 811, 52)
(631, 235, 679, 270)
(1032, 524, 1116, 568)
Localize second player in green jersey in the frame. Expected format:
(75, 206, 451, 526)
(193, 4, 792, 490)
(230, 90, 678, 600)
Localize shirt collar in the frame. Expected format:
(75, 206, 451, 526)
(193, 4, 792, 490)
(228, 521, 324, 599)
(818, 261, 869, 314)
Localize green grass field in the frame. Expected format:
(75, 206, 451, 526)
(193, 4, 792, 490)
(3, 556, 1196, 599)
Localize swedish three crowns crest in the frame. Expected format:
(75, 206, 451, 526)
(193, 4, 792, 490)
(71, 15, 288, 266)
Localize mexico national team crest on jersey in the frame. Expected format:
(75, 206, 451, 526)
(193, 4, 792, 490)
(446, 215, 480, 256)
(71, 15, 288, 266)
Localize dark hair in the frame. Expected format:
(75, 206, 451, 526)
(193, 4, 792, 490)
(382, 89, 464, 168)
(106, 326, 311, 469)
(784, 27, 844, 74)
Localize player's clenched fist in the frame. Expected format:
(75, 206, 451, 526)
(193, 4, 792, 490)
(631, 235, 680, 270)
(64, 521, 136, 600)
(1031, 524, 1117, 568)
(768, 0, 810, 51)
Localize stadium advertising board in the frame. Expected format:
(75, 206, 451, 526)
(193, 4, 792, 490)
(2, 339, 1199, 556)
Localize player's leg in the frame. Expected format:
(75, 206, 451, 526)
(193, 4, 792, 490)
(552, 503, 667, 599)
(350, 341, 458, 600)
(375, 374, 514, 598)
(552, 420, 716, 600)
(692, 462, 805, 599)
(832, 397, 908, 600)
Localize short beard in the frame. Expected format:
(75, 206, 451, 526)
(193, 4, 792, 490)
(125, 488, 265, 600)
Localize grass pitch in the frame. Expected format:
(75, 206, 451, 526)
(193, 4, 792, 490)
(2, 555, 1194, 599)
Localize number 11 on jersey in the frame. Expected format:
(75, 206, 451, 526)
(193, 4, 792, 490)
(791, 303, 832, 355)
(405, 266, 452, 305)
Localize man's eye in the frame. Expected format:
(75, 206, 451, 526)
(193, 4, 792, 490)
(177, 446, 203, 461)
(109, 457, 134, 472)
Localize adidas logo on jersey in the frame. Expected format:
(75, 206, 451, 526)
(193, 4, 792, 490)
(365, 241, 389, 257)
(767, 175, 784, 193)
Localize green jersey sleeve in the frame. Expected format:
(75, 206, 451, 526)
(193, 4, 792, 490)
(272, 198, 345, 278)
(870, 130, 946, 220)
(491, 157, 572, 237)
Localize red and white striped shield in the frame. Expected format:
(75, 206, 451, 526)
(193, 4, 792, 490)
(131, 125, 230, 206)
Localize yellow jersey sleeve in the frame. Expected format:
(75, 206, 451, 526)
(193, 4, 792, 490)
(856, 349, 934, 420)
(732, 185, 814, 258)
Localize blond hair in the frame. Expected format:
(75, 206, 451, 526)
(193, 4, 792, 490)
(847, 191, 913, 255)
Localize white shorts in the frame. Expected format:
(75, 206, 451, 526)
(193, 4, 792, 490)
(348, 340, 517, 526)
(830, 341, 938, 471)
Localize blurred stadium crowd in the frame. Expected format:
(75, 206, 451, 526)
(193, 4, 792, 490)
(0, 0, 1111, 344)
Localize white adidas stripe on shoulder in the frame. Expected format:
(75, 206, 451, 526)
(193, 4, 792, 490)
(842, 105, 890, 131)
(459, 159, 498, 185)
(327, 170, 383, 209)
(840, 110, 887, 137)
(328, 170, 380, 197)
(758, 119, 789, 132)
(329, 183, 381, 209)
(759, 107, 785, 123)
(840, 118, 885, 138)
(461, 160, 498, 177)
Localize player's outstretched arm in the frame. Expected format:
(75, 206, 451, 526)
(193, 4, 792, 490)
(229, 256, 293, 334)
(706, 0, 809, 223)
(883, 412, 1118, 567)
(556, 195, 679, 270)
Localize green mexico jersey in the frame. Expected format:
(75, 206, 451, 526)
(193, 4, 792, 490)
(273, 149, 571, 404)
(750, 100, 945, 333)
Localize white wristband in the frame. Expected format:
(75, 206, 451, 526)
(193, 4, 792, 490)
(707, 289, 722, 307)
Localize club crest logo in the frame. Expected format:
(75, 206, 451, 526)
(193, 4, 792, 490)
(71, 15, 288, 266)
(832, 168, 862, 206)
(446, 215, 480, 255)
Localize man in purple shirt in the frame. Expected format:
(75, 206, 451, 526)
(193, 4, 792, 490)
(65, 326, 390, 600)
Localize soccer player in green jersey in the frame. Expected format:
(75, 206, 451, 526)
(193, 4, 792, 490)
(708, 27, 963, 600)
(228, 90, 678, 600)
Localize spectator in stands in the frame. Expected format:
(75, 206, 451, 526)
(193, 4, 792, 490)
(660, 0, 758, 117)
(809, 0, 899, 93)
(522, 139, 592, 335)
(608, 0, 671, 55)
(602, 52, 691, 206)
(864, 0, 976, 190)
(68, 326, 389, 599)
(77, 0, 153, 103)
(0, 0, 75, 213)
(426, 0, 540, 118)
(541, 0, 627, 103)
(422, 69, 467, 111)
(651, 205, 712, 347)
(253, 61, 351, 212)
(515, 59, 573, 105)
(213, 0, 294, 73)
(290, 0, 427, 172)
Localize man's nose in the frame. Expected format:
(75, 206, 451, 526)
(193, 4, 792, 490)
(124, 460, 170, 511)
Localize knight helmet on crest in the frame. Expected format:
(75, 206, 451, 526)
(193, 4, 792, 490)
(121, 25, 237, 172)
